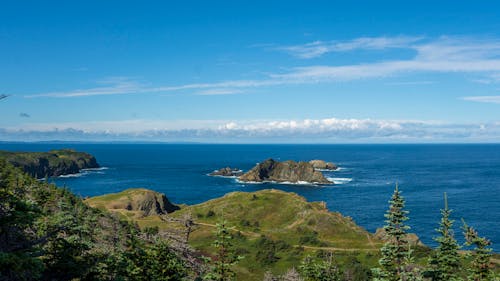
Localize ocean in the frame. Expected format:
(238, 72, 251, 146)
(1, 143, 499, 251)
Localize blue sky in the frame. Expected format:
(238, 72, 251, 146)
(1, 1, 500, 142)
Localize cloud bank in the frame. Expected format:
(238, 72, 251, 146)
(2, 118, 498, 143)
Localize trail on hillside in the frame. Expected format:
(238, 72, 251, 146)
(194, 221, 379, 252)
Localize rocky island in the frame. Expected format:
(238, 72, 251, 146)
(208, 167, 243, 177)
(0, 149, 100, 178)
(238, 158, 332, 184)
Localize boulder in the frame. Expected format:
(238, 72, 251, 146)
(309, 160, 338, 170)
(239, 159, 332, 184)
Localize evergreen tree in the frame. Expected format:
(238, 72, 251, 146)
(204, 220, 242, 281)
(462, 220, 494, 281)
(298, 253, 341, 281)
(372, 184, 413, 281)
(427, 193, 462, 281)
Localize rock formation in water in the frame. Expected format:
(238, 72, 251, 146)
(309, 159, 338, 170)
(209, 167, 243, 177)
(0, 149, 99, 178)
(239, 158, 332, 184)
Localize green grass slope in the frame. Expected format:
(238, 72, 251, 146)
(87, 188, 383, 280)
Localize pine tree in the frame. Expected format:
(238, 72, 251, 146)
(427, 193, 462, 281)
(372, 184, 413, 281)
(298, 253, 341, 281)
(204, 220, 243, 281)
(462, 220, 494, 281)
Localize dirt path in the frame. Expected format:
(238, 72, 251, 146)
(195, 221, 261, 237)
(298, 245, 379, 252)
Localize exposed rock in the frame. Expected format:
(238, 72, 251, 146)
(374, 227, 425, 247)
(309, 160, 338, 170)
(0, 149, 99, 178)
(209, 167, 243, 177)
(86, 188, 180, 216)
(239, 158, 332, 184)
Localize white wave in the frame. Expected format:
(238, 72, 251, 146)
(81, 167, 109, 171)
(235, 178, 332, 186)
(58, 173, 84, 178)
(207, 174, 240, 179)
(327, 177, 353, 185)
(315, 168, 338, 172)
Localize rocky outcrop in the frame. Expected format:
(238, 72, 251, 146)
(309, 160, 337, 170)
(209, 167, 243, 177)
(374, 227, 425, 247)
(86, 188, 180, 216)
(239, 159, 332, 184)
(0, 149, 100, 178)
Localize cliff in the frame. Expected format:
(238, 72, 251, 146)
(0, 149, 99, 178)
(239, 158, 332, 184)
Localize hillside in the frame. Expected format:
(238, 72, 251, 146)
(0, 149, 99, 178)
(87, 188, 385, 280)
(0, 159, 195, 281)
(86, 188, 180, 217)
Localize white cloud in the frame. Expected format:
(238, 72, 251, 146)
(24, 36, 500, 98)
(462, 95, 500, 104)
(277, 36, 423, 58)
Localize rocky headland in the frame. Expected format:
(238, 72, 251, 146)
(238, 158, 332, 184)
(0, 149, 100, 178)
(85, 188, 180, 217)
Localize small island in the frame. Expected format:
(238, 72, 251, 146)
(239, 158, 332, 184)
(209, 159, 338, 184)
(208, 167, 243, 177)
(0, 149, 100, 178)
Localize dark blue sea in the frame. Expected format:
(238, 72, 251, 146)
(1, 143, 499, 251)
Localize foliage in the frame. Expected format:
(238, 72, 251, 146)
(203, 220, 243, 281)
(0, 159, 189, 281)
(426, 193, 462, 281)
(462, 220, 495, 281)
(373, 185, 417, 281)
(298, 254, 341, 281)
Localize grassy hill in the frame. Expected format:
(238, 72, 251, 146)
(87, 188, 385, 280)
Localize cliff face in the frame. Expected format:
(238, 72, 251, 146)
(239, 158, 332, 184)
(0, 149, 99, 178)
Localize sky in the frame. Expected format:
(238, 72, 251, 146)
(1, 1, 500, 143)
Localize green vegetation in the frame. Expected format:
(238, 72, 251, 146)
(0, 149, 99, 178)
(89, 188, 382, 280)
(203, 220, 243, 281)
(0, 159, 193, 281)
(426, 194, 461, 281)
(2, 152, 499, 281)
(372, 185, 422, 281)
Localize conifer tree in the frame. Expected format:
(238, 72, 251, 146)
(462, 220, 494, 281)
(204, 220, 242, 281)
(427, 193, 462, 281)
(372, 184, 412, 281)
